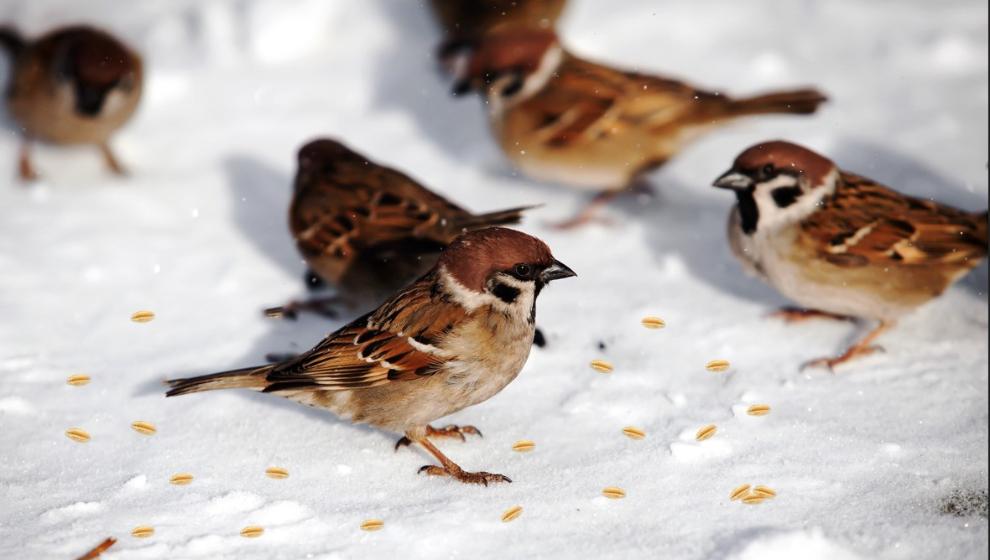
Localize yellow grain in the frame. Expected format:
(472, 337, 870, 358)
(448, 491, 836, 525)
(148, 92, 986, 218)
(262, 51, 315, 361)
(360, 519, 384, 532)
(501, 505, 523, 522)
(65, 428, 90, 443)
(705, 359, 731, 372)
(131, 526, 154, 538)
(67, 374, 91, 386)
(131, 421, 157, 436)
(240, 526, 264, 538)
(747, 404, 771, 416)
(602, 486, 626, 499)
(511, 440, 535, 452)
(729, 484, 751, 501)
(695, 424, 717, 441)
(622, 426, 646, 440)
(169, 473, 193, 486)
(753, 485, 777, 498)
(265, 466, 289, 479)
(130, 310, 155, 323)
(742, 495, 766, 505)
(641, 316, 666, 329)
(590, 359, 614, 373)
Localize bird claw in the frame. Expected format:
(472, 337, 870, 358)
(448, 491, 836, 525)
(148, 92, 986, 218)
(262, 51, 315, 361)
(417, 465, 511, 485)
(394, 424, 483, 451)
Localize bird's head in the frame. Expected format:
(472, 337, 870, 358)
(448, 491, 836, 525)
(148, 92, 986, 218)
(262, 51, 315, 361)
(713, 140, 839, 235)
(54, 28, 140, 118)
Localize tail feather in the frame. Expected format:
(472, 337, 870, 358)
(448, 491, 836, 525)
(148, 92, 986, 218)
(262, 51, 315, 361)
(454, 205, 539, 231)
(727, 88, 828, 117)
(165, 364, 272, 397)
(0, 26, 25, 58)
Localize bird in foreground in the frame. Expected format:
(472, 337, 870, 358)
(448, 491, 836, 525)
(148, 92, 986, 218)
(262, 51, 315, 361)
(430, 0, 566, 54)
(266, 138, 535, 319)
(168, 227, 576, 485)
(713, 140, 988, 369)
(0, 25, 142, 181)
(449, 28, 827, 228)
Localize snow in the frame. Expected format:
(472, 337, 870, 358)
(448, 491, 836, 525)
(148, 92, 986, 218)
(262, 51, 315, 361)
(0, 0, 987, 558)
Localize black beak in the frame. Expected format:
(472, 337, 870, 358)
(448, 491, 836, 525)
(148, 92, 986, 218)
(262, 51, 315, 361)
(540, 259, 577, 282)
(713, 169, 754, 190)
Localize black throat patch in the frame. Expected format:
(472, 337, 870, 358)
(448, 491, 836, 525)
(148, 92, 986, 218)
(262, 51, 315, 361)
(735, 186, 759, 234)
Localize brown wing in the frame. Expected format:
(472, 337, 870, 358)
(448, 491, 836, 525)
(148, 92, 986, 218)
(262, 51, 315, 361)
(263, 272, 466, 392)
(802, 172, 989, 268)
(527, 55, 721, 146)
(290, 153, 474, 277)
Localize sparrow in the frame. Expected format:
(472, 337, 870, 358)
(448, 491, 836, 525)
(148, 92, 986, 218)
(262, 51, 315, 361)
(167, 227, 576, 485)
(713, 140, 988, 369)
(430, 0, 566, 52)
(448, 28, 827, 228)
(0, 25, 142, 181)
(266, 138, 534, 319)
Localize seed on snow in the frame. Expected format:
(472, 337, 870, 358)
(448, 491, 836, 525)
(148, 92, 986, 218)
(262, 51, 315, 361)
(695, 424, 717, 441)
(622, 426, 646, 440)
(729, 484, 751, 501)
(590, 359, 614, 373)
(705, 359, 730, 372)
(747, 404, 771, 416)
(511, 440, 535, 452)
(640, 316, 666, 329)
(131, 421, 157, 436)
(65, 428, 90, 442)
(602, 486, 626, 499)
(501, 505, 523, 522)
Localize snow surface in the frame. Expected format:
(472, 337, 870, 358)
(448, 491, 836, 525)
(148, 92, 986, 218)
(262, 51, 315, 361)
(0, 1, 987, 558)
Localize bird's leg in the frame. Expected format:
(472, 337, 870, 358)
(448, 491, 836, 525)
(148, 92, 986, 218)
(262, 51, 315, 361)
(99, 142, 127, 176)
(414, 435, 510, 486)
(18, 140, 39, 182)
(802, 321, 891, 372)
(394, 424, 483, 450)
(549, 190, 621, 230)
(264, 296, 341, 320)
(770, 307, 856, 323)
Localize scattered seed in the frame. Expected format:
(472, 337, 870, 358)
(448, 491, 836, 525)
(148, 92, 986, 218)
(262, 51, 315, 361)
(131, 526, 154, 539)
(641, 316, 666, 329)
(130, 310, 155, 323)
(590, 359, 614, 374)
(67, 374, 91, 386)
(66, 428, 90, 443)
(705, 359, 731, 372)
(622, 426, 646, 440)
(265, 466, 289, 479)
(360, 519, 384, 532)
(742, 495, 766, 505)
(240, 526, 264, 538)
(131, 421, 157, 436)
(501, 505, 523, 522)
(753, 485, 777, 498)
(602, 486, 626, 499)
(747, 404, 771, 416)
(695, 424, 717, 441)
(169, 473, 193, 486)
(511, 440, 535, 452)
(730, 484, 751, 501)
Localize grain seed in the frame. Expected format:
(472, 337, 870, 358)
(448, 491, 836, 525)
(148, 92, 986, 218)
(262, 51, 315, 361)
(66, 428, 90, 443)
(742, 495, 766, 505)
(729, 484, 751, 501)
(590, 359, 614, 373)
(622, 426, 646, 440)
(641, 316, 666, 329)
(265, 466, 289, 479)
(169, 473, 193, 486)
(131, 526, 154, 538)
(67, 374, 91, 386)
(131, 421, 157, 436)
(511, 440, 535, 452)
(705, 359, 730, 372)
(360, 519, 384, 532)
(130, 310, 155, 323)
(501, 505, 523, 522)
(753, 485, 777, 498)
(747, 404, 771, 416)
(240, 526, 264, 538)
(695, 424, 717, 441)
(602, 486, 626, 499)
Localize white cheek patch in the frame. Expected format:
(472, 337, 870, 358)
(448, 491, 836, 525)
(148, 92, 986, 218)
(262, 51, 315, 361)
(490, 44, 563, 118)
(753, 171, 837, 232)
(487, 273, 536, 322)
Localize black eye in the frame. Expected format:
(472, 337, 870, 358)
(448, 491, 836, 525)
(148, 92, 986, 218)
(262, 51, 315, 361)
(762, 163, 775, 177)
(513, 263, 532, 278)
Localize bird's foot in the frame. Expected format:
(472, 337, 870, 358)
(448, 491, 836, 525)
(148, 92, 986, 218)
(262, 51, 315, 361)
(417, 464, 511, 486)
(771, 307, 855, 323)
(801, 344, 885, 372)
(395, 424, 482, 450)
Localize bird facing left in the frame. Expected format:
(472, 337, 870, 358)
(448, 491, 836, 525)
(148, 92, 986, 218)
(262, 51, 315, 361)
(166, 227, 576, 485)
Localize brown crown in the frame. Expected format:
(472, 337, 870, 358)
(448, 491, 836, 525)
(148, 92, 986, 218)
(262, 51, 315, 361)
(439, 227, 554, 291)
(733, 140, 836, 186)
(65, 28, 136, 86)
(462, 27, 558, 81)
